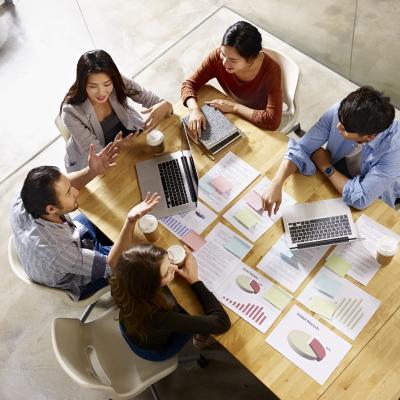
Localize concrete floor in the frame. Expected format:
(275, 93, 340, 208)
(0, 1, 388, 399)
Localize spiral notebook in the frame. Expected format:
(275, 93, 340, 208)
(282, 198, 358, 250)
(182, 104, 243, 155)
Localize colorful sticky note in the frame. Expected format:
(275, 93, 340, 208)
(325, 254, 352, 277)
(263, 285, 292, 310)
(181, 230, 207, 251)
(223, 236, 251, 259)
(209, 175, 233, 194)
(245, 190, 263, 213)
(234, 208, 259, 229)
(314, 271, 341, 299)
(309, 296, 337, 319)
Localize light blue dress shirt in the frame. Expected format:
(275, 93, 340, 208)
(284, 103, 400, 209)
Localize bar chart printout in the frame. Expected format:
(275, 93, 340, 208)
(216, 263, 282, 333)
(297, 267, 381, 340)
(222, 297, 268, 326)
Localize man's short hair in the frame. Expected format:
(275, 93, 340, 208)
(338, 86, 395, 135)
(20, 166, 62, 219)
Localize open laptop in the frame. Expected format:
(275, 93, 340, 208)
(135, 125, 199, 218)
(282, 198, 358, 250)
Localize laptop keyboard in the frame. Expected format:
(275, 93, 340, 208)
(158, 159, 188, 208)
(288, 215, 352, 244)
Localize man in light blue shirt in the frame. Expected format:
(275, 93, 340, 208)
(262, 86, 400, 214)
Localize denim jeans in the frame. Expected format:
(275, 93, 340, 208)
(74, 213, 113, 299)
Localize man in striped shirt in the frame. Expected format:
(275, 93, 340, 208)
(10, 143, 159, 300)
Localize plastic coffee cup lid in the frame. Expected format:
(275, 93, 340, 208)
(168, 245, 186, 264)
(146, 130, 164, 146)
(138, 215, 158, 233)
(377, 236, 398, 256)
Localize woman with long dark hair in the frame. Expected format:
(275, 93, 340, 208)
(61, 49, 173, 172)
(181, 21, 282, 138)
(110, 243, 230, 361)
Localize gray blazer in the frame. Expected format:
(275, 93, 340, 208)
(62, 75, 163, 172)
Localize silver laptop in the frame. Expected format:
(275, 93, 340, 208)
(135, 125, 199, 218)
(282, 198, 358, 250)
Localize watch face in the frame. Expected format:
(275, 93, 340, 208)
(324, 166, 334, 176)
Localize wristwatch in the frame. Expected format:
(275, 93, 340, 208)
(323, 165, 335, 177)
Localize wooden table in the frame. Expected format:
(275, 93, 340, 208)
(78, 86, 400, 400)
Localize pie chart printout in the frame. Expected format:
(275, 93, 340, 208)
(236, 275, 261, 294)
(287, 330, 326, 361)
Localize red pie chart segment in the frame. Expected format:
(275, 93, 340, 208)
(236, 275, 261, 294)
(287, 330, 326, 362)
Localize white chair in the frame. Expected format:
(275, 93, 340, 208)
(264, 48, 301, 134)
(55, 114, 71, 141)
(52, 307, 179, 400)
(8, 235, 110, 322)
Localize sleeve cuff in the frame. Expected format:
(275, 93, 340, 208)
(285, 138, 317, 175)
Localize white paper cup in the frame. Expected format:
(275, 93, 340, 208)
(376, 236, 398, 266)
(167, 244, 186, 268)
(146, 130, 165, 155)
(138, 215, 159, 242)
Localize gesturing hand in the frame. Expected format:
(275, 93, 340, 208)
(113, 131, 139, 149)
(127, 192, 160, 222)
(88, 142, 119, 175)
(142, 100, 172, 132)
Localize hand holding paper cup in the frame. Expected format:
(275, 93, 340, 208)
(167, 244, 186, 268)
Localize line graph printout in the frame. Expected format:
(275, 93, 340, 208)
(256, 234, 328, 292)
(223, 177, 296, 242)
(297, 267, 381, 340)
(199, 152, 259, 212)
(266, 305, 351, 385)
(216, 263, 282, 333)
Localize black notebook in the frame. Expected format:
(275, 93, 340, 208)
(182, 104, 243, 155)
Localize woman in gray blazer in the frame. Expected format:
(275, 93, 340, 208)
(60, 50, 173, 172)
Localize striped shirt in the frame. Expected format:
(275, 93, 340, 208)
(10, 196, 111, 300)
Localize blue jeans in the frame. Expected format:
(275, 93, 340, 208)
(119, 322, 192, 361)
(74, 213, 112, 300)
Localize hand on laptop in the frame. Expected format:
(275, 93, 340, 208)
(262, 181, 283, 217)
(127, 192, 160, 223)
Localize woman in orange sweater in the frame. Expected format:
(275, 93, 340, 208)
(181, 21, 282, 139)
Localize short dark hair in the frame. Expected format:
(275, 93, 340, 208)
(20, 166, 62, 219)
(60, 49, 128, 112)
(222, 21, 262, 60)
(338, 86, 395, 135)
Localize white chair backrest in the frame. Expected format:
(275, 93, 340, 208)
(8, 236, 33, 285)
(7, 235, 110, 307)
(55, 114, 71, 141)
(263, 48, 300, 116)
(52, 307, 178, 397)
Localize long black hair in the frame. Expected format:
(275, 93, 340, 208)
(60, 49, 128, 111)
